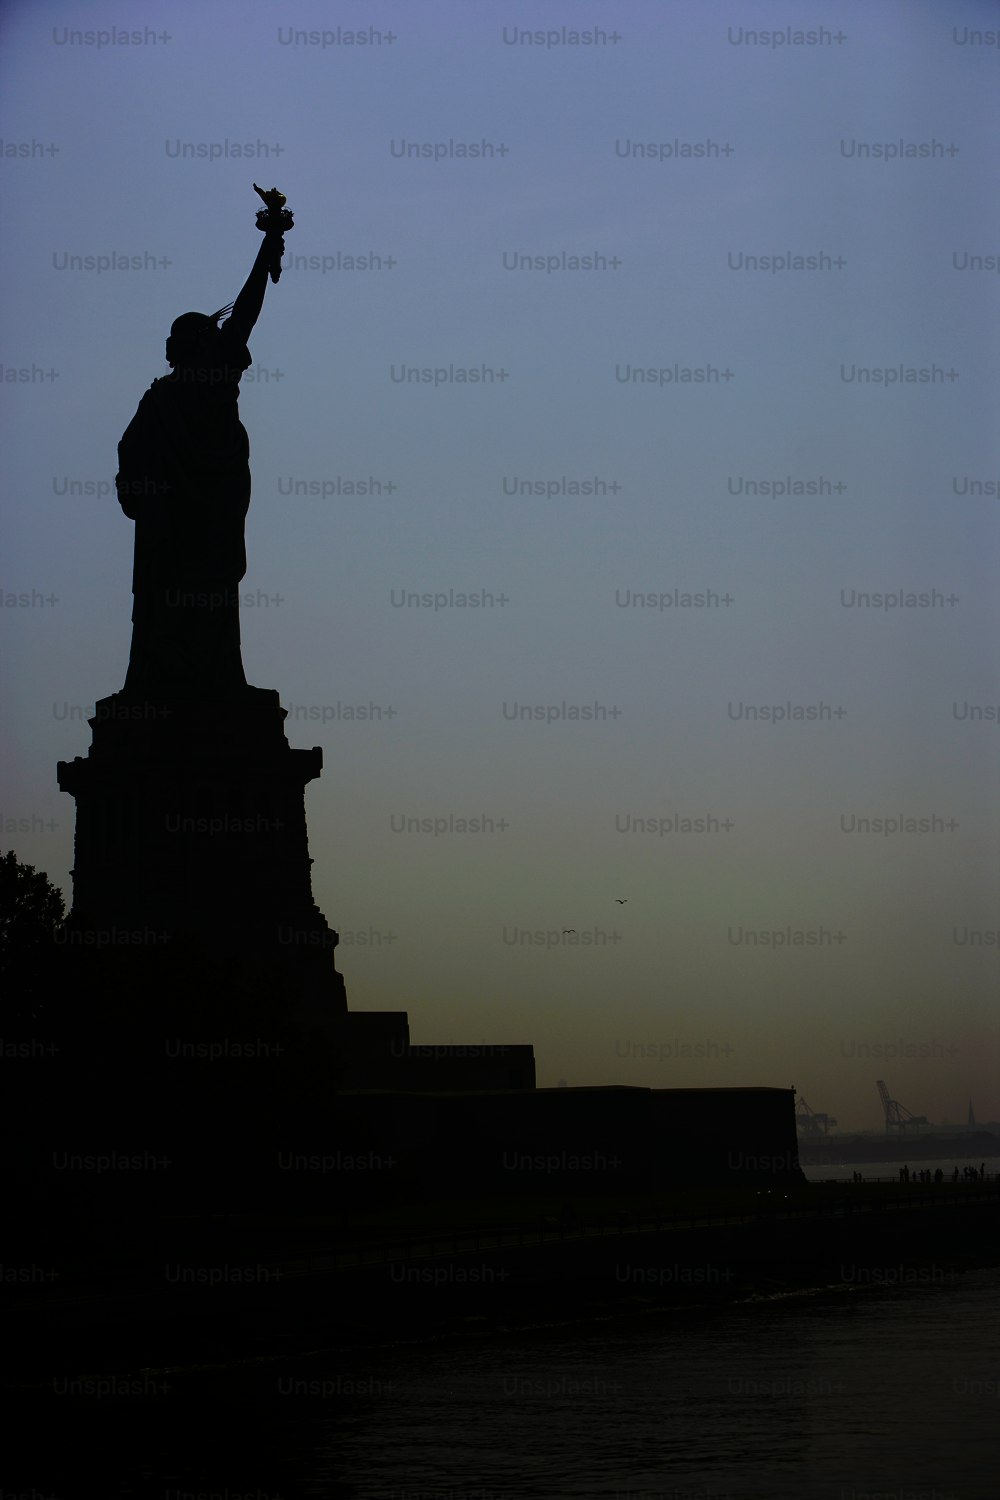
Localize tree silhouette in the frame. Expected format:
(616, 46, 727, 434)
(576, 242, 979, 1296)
(0, 849, 65, 1026)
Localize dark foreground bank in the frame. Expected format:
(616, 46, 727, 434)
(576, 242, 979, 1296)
(5, 1178, 997, 1390)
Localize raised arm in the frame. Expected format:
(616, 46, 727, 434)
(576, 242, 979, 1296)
(226, 229, 284, 346)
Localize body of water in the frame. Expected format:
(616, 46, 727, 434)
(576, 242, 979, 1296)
(14, 1264, 997, 1499)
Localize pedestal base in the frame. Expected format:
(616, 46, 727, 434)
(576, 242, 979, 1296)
(57, 687, 347, 1039)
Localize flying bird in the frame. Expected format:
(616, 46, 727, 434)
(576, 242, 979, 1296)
(615, 899, 627, 905)
(562, 929, 576, 934)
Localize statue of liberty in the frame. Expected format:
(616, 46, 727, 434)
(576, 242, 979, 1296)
(115, 186, 291, 698)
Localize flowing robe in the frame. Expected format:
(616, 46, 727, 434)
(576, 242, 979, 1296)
(116, 326, 253, 698)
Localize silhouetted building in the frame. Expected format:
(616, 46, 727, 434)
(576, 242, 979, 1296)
(341, 1011, 536, 1090)
(319, 1085, 801, 1201)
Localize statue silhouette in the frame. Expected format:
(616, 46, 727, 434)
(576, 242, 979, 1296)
(115, 222, 285, 698)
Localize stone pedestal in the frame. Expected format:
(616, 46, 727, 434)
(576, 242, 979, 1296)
(56, 686, 347, 1043)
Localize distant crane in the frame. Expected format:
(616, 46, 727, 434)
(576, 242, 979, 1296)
(877, 1079, 928, 1137)
(795, 1097, 837, 1136)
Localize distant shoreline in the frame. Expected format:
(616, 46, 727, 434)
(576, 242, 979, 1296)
(798, 1132, 999, 1165)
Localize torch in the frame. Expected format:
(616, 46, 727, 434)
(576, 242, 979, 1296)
(253, 183, 294, 284)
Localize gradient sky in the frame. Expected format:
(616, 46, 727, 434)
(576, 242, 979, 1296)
(2, 0, 999, 1129)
